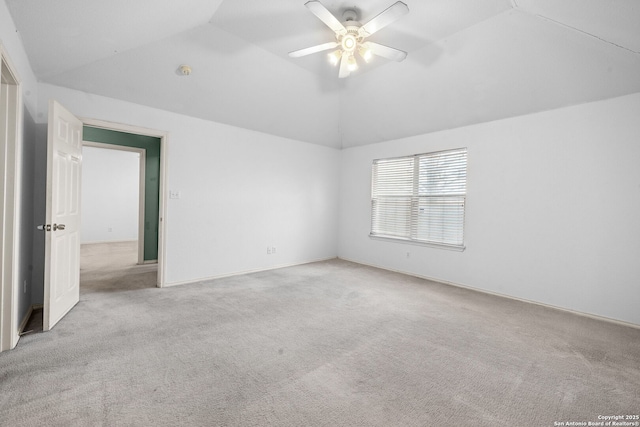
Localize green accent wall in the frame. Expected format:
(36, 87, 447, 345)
(83, 126, 161, 261)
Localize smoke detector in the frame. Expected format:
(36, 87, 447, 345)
(178, 65, 192, 76)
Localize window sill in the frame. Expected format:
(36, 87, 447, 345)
(369, 234, 466, 252)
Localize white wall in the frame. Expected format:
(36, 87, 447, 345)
(37, 83, 340, 286)
(0, 1, 37, 116)
(339, 92, 640, 326)
(81, 146, 139, 243)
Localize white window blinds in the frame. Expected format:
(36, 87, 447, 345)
(371, 148, 467, 248)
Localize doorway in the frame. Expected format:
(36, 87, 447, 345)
(82, 125, 163, 265)
(79, 142, 158, 294)
(81, 144, 145, 264)
(82, 118, 167, 287)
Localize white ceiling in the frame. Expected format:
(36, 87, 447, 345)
(5, 0, 640, 148)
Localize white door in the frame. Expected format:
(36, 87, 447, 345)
(43, 100, 83, 331)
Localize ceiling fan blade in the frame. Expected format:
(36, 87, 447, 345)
(289, 42, 339, 58)
(305, 1, 347, 36)
(363, 42, 407, 62)
(358, 1, 409, 37)
(338, 54, 351, 78)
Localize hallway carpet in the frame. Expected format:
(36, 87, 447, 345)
(1, 251, 639, 426)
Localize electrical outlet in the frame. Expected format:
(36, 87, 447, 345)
(272, 247, 276, 254)
(169, 190, 181, 199)
(267, 247, 272, 255)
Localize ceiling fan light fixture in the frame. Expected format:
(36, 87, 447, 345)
(347, 54, 358, 71)
(341, 34, 357, 52)
(328, 50, 342, 66)
(358, 46, 373, 63)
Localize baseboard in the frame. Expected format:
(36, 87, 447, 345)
(338, 257, 640, 330)
(81, 239, 138, 245)
(163, 257, 337, 288)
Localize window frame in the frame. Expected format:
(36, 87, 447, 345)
(369, 148, 468, 251)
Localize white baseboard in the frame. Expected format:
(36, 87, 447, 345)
(81, 239, 138, 245)
(338, 257, 640, 330)
(163, 257, 337, 288)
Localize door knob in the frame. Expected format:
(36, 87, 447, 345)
(37, 224, 66, 231)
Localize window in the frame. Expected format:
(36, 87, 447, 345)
(371, 148, 467, 249)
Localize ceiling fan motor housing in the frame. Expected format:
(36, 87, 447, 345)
(342, 9, 358, 22)
(338, 23, 363, 53)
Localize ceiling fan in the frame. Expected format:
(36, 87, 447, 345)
(289, 1, 409, 78)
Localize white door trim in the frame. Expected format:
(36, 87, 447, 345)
(0, 43, 23, 352)
(82, 141, 146, 265)
(80, 117, 168, 288)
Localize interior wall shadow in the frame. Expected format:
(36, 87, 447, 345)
(30, 122, 48, 307)
(17, 105, 37, 325)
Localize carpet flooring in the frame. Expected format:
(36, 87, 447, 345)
(1, 244, 639, 426)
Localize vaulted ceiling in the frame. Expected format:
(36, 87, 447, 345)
(5, 0, 640, 148)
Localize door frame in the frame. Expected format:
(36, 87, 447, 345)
(81, 118, 167, 287)
(82, 142, 147, 265)
(0, 43, 23, 351)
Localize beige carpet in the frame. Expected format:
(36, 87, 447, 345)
(80, 241, 157, 294)
(1, 251, 638, 426)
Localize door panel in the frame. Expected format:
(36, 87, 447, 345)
(44, 100, 83, 331)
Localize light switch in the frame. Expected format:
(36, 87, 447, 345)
(169, 190, 181, 199)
